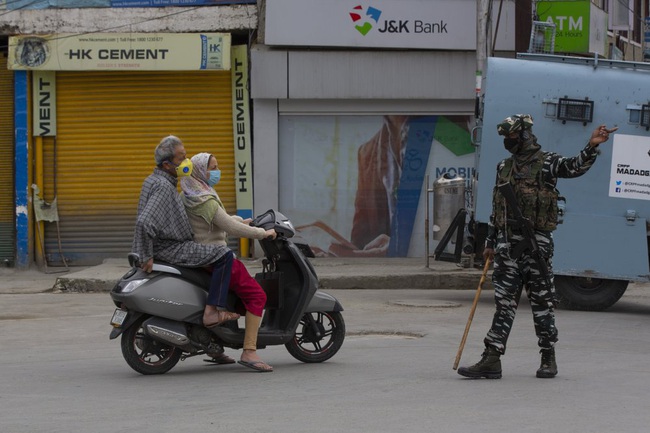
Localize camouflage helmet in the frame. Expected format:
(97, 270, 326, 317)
(496, 114, 534, 136)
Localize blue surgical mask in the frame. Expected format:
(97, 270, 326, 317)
(208, 169, 221, 186)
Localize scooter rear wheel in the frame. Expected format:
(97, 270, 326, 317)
(120, 316, 182, 375)
(285, 311, 345, 363)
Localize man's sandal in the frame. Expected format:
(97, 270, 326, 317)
(204, 311, 240, 328)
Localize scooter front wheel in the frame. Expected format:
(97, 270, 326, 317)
(120, 316, 182, 375)
(285, 311, 345, 363)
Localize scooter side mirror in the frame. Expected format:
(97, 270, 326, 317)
(127, 253, 141, 268)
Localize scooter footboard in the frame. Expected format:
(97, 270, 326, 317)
(304, 290, 344, 313)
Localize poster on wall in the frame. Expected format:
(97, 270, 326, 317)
(279, 115, 475, 258)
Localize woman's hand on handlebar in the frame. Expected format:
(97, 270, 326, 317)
(265, 229, 277, 240)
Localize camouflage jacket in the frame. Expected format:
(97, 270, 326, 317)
(485, 143, 599, 250)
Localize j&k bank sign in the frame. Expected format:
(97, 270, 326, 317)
(265, 0, 515, 50)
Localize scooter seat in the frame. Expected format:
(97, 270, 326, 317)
(155, 261, 212, 291)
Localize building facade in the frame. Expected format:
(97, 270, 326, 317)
(0, 0, 647, 267)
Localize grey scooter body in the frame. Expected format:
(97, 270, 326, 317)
(109, 210, 345, 373)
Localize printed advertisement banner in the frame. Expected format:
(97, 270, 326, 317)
(609, 134, 650, 201)
(265, 0, 515, 50)
(8, 33, 231, 71)
(279, 115, 475, 258)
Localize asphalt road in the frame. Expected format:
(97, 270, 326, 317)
(2, 284, 650, 433)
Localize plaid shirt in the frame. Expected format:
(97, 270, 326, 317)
(132, 168, 228, 267)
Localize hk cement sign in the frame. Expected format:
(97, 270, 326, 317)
(8, 33, 231, 71)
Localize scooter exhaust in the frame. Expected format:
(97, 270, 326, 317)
(142, 317, 193, 351)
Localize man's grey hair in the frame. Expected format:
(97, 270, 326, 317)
(155, 135, 183, 165)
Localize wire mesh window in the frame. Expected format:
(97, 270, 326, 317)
(641, 104, 650, 128)
(557, 98, 594, 123)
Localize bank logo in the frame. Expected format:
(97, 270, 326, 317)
(349, 5, 382, 36)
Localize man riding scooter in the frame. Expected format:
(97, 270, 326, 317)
(132, 138, 241, 343)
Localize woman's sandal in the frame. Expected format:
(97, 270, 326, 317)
(238, 359, 274, 372)
(204, 311, 240, 328)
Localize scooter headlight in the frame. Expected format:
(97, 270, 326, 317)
(121, 278, 148, 293)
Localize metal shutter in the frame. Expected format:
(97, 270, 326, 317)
(42, 70, 235, 266)
(0, 54, 15, 265)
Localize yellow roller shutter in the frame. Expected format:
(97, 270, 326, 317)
(42, 70, 235, 266)
(0, 54, 14, 265)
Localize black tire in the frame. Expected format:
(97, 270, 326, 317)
(120, 317, 182, 375)
(285, 311, 345, 363)
(555, 276, 628, 311)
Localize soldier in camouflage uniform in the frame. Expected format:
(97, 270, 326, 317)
(457, 114, 618, 379)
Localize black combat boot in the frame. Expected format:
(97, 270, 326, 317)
(536, 347, 558, 378)
(457, 346, 502, 379)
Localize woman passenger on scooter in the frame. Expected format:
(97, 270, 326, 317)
(180, 152, 276, 373)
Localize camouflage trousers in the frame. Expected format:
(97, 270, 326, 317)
(484, 230, 558, 354)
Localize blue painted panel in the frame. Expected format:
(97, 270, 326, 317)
(553, 213, 649, 281)
(14, 71, 29, 269)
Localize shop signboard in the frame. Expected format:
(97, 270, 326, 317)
(265, 0, 515, 50)
(231, 46, 253, 220)
(8, 33, 231, 71)
(32, 71, 57, 137)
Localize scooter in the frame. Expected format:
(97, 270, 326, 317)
(108, 210, 345, 375)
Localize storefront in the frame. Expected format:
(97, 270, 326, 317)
(9, 33, 251, 266)
(250, 0, 516, 258)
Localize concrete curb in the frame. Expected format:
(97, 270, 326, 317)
(2, 257, 493, 294)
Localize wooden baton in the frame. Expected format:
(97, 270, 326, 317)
(452, 258, 491, 370)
